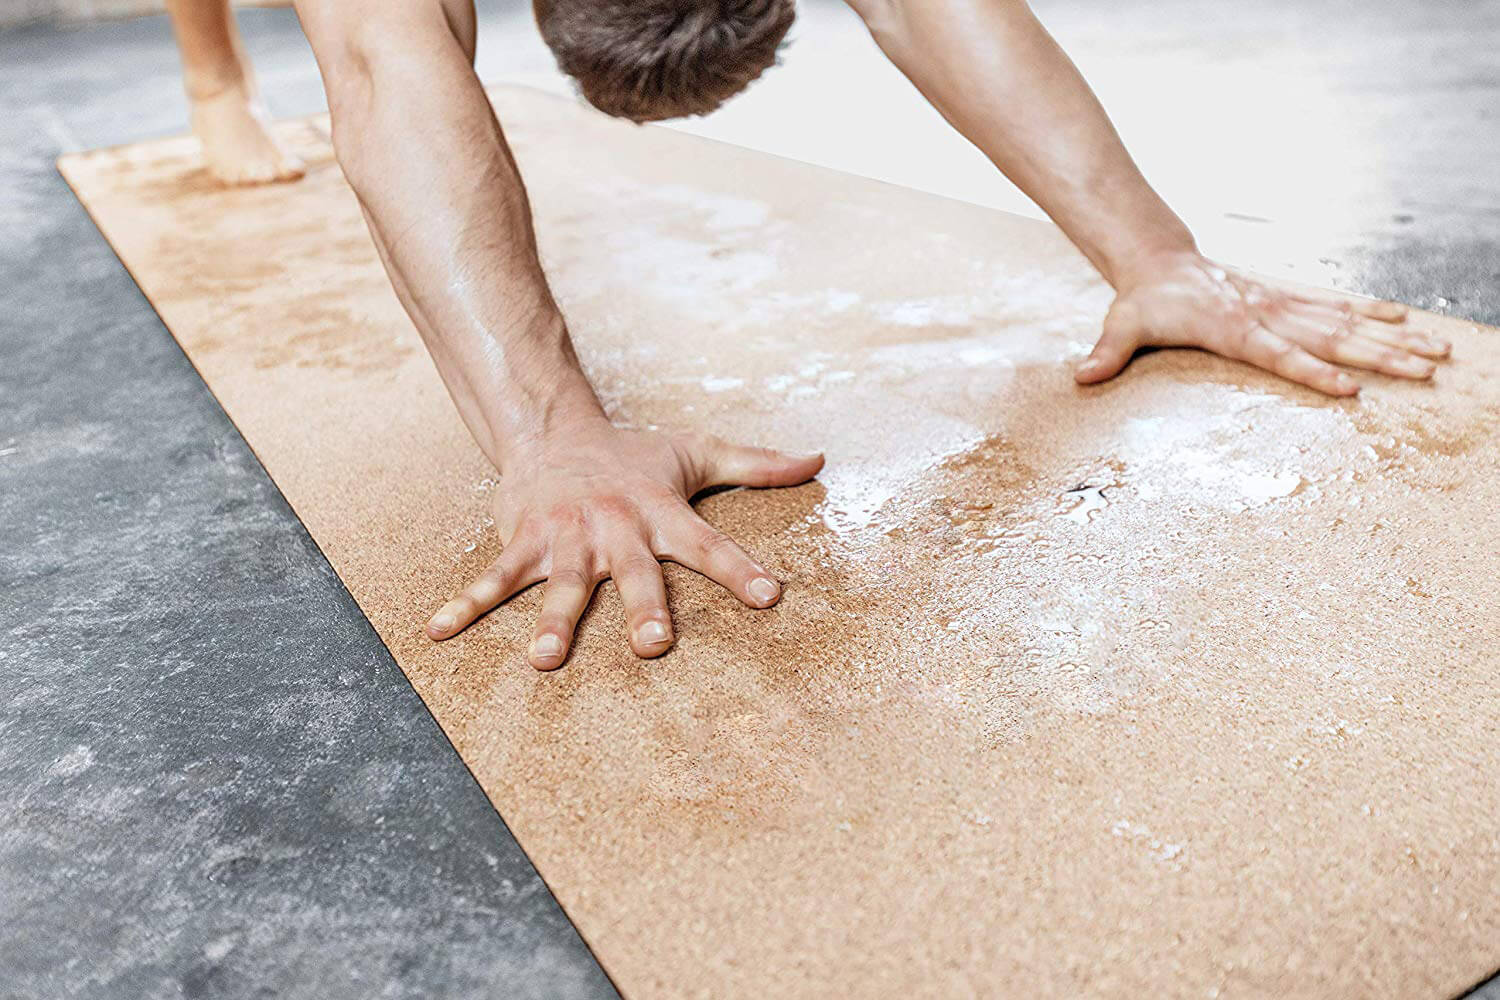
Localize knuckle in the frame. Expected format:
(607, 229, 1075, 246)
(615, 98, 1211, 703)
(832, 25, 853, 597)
(1249, 288, 1280, 312)
(546, 567, 590, 591)
(480, 561, 513, 586)
(1256, 337, 1295, 365)
(642, 481, 685, 508)
(699, 529, 741, 559)
(1230, 323, 1257, 355)
(1279, 355, 1311, 378)
(614, 553, 662, 580)
(504, 519, 541, 552)
(1379, 349, 1409, 371)
(1322, 321, 1353, 351)
(590, 495, 636, 522)
(750, 446, 788, 471)
(545, 503, 587, 531)
(463, 578, 496, 604)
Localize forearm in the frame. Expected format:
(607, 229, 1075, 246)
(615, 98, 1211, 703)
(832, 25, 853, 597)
(852, 0, 1196, 289)
(296, 1, 604, 472)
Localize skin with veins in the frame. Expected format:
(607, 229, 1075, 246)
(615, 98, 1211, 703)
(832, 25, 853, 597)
(159, 0, 1451, 666)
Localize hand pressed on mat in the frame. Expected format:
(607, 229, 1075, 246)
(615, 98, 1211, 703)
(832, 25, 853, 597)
(425, 424, 823, 669)
(1077, 253, 1451, 395)
(860, 2, 1450, 396)
(274, 0, 1454, 671)
(289, 2, 828, 670)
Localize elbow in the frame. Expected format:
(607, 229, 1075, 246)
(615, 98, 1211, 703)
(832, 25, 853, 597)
(842, 0, 900, 36)
(843, 0, 1031, 46)
(842, 0, 922, 53)
(841, 0, 889, 19)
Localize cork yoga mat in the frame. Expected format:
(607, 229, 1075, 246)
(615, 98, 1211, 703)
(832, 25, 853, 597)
(61, 87, 1500, 998)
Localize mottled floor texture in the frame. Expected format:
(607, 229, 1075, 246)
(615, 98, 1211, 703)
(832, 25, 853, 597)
(2, 1, 1498, 998)
(0, 10, 615, 1000)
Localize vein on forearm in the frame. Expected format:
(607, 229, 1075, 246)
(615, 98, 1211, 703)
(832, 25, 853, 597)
(313, 17, 602, 464)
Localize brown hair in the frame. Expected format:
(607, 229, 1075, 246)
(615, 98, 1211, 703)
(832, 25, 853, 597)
(534, 0, 796, 122)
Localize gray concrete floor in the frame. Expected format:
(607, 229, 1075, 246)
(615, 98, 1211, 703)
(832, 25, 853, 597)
(0, 10, 615, 1000)
(1, 1, 1497, 998)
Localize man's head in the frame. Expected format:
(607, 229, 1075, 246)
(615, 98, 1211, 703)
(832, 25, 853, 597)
(534, 0, 796, 122)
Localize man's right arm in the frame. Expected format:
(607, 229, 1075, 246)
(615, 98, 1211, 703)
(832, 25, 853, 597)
(296, 0, 599, 466)
(294, 0, 823, 669)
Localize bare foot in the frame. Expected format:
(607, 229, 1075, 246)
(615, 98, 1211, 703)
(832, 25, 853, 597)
(190, 87, 305, 185)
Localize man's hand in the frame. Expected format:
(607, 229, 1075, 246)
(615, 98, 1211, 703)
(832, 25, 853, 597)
(853, 0, 1454, 398)
(1077, 253, 1451, 396)
(296, 2, 826, 670)
(426, 424, 824, 670)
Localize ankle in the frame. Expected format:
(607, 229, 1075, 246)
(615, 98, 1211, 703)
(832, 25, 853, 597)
(184, 64, 254, 104)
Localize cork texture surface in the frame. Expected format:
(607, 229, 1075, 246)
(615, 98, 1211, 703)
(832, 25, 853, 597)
(60, 87, 1500, 998)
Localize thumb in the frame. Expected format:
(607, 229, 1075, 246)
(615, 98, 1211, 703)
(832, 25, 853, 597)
(702, 438, 825, 490)
(1076, 299, 1145, 384)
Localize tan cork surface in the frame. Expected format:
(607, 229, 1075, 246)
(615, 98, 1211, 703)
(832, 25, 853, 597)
(59, 87, 1500, 999)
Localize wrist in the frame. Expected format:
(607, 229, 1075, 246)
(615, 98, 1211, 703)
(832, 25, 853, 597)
(533, 381, 612, 441)
(491, 371, 610, 475)
(1085, 187, 1199, 292)
(1104, 239, 1201, 295)
(449, 308, 611, 472)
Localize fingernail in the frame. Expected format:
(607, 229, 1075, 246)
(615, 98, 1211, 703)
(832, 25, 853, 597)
(531, 634, 564, 659)
(1401, 357, 1436, 377)
(637, 620, 670, 645)
(428, 614, 454, 634)
(1427, 337, 1451, 354)
(1335, 373, 1358, 393)
(748, 577, 780, 605)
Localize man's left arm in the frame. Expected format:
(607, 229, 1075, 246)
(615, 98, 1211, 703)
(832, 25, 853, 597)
(846, 0, 1449, 395)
